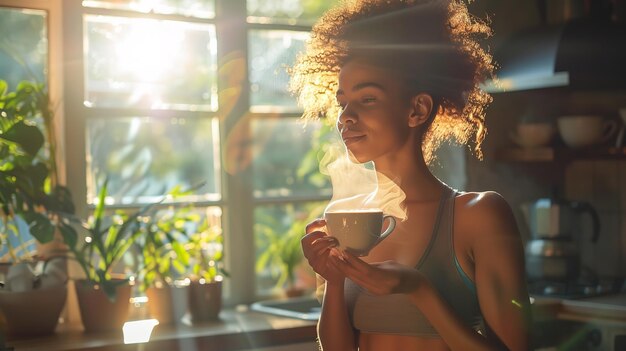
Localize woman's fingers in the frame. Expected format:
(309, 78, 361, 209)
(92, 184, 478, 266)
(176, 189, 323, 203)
(301, 229, 326, 246)
(302, 231, 340, 273)
(311, 236, 338, 247)
(305, 218, 326, 234)
(331, 253, 369, 280)
(332, 255, 378, 291)
(340, 250, 373, 274)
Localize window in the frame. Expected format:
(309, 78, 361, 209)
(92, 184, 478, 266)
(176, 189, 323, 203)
(1, 0, 467, 305)
(54, 0, 336, 303)
(1, 0, 469, 305)
(0, 7, 47, 89)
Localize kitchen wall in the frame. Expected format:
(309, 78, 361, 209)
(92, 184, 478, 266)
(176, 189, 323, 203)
(565, 160, 625, 277)
(465, 90, 626, 280)
(460, 0, 626, 281)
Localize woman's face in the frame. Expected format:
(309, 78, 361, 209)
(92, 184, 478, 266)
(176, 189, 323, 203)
(336, 59, 417, 163)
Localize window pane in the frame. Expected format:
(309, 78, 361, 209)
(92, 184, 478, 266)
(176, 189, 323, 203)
(86, 116, 221, 205)
(251, 118, 332, 198)
(247, 0, 337, 23)
(254, 202, 325, 295)
(84, 15, 218, 111)
(83, 0, 215, 19)
(0, 8, 47, 89)
(248, 30, 308, 111)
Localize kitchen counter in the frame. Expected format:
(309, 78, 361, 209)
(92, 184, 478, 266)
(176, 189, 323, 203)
(4, 306, 318, 351)
(5, 295, 625, 351)
(532, 293, 626, 323)
(531, 294, 626, 350)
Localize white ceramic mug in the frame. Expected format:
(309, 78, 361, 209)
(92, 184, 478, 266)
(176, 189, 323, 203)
(325, 210, 396, 256)
(557, 115, 618, 148)
(510, 122, 555, 148)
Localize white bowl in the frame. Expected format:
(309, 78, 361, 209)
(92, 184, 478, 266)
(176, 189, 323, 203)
(557, 115, 618, 148)
(510, 122, 554, 148)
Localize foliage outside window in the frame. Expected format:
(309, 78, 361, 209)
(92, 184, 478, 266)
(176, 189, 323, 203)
(0, 0, 353, 302)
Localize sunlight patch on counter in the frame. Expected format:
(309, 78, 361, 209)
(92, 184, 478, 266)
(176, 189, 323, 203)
(123, 319, 159, 344)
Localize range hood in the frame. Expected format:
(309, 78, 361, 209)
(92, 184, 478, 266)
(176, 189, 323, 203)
(484, 19, 626, 93)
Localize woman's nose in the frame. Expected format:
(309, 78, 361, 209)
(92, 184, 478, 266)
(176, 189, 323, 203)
(337, 104, 356, 127)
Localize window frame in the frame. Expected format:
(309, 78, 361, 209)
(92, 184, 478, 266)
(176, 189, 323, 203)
(0, 0, 333, 311)
(2, 0, 468, 331)
(61, 0, 332, 305)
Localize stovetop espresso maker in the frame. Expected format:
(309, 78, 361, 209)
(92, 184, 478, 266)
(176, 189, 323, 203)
(524, 197, 601, 282)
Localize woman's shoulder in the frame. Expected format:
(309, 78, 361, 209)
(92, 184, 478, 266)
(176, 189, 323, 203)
(455, 190, 511, 212)
(454, 190, 518, 239)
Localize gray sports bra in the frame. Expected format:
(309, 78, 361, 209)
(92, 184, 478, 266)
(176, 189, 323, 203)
(344, 187, 484, 337)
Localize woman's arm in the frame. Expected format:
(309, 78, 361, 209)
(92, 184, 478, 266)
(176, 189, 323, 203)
(411, 191, 530, 351)
(302, 220, 358, 351)
(317, 279, 358, 351)
(462, 191, 531, 349)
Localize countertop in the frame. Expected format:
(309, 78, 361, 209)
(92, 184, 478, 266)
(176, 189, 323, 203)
(5, 295, 625, 351)
(4, 306, 318, 351)
(533, 293, 626, 324)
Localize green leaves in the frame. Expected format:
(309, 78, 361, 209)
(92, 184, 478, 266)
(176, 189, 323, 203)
(0, 80, 7, 96)
(0, 79, 68, 263)
(1, 120, 44, 156)
(255, 202, 325, 290)
(136, 205, 200, 291)
(66, 179, 155, 287)
(58, 221, 78, 250)
(171, 241, 190, 267)
(21, 211, 55, 243)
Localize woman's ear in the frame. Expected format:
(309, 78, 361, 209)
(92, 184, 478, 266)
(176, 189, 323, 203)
(407, 93, 433, 128)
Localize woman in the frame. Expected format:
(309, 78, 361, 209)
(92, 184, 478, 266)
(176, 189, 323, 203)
(291, 1, 531, 350)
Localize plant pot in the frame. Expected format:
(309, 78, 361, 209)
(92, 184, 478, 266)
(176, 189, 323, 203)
(146, 283, 188, 325)
(187, 280, 222, 323)
(0, 284, 67, 339)
(285, 286, 306, 298)
(75, 279, 131, 333)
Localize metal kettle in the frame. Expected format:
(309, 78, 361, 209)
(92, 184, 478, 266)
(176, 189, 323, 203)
(527, 197, 601, 240)
(524, 197, 601, 281)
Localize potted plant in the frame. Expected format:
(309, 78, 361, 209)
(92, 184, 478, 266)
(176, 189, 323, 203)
(255, 203, 324, 298)
(185, 213, 227, 323)
(135, 200, 197, 325)
(0, 79, 74, 339)
(56, 179, 160, 333)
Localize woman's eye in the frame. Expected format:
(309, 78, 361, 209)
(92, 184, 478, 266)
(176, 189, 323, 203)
(361, 97, 376, 104)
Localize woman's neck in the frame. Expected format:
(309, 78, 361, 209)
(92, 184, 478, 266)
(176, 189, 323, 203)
(373, 147, 446, 203)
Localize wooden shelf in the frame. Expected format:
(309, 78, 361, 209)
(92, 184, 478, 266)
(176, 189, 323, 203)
(495, 146, 626, 162)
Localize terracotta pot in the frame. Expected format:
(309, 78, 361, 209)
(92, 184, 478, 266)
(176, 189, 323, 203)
(75, 280, 131, 333)
(187, 280, 222, 323)
(0, 284, 66, 339)
(146, 283, 188, 325)
(285, 286, 306, 298)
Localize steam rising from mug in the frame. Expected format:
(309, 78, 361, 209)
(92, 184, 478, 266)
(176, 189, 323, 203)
(320, 143, 407, 221)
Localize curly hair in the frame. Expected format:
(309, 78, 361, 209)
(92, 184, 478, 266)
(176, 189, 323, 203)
(289, 0, 494, 162)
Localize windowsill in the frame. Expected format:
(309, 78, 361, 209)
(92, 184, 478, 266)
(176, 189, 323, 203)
(5, 307, 317, 351)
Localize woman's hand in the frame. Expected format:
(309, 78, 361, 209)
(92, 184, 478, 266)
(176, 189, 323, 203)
(301, 219, 345, 285)
(332, 251, 426, 296)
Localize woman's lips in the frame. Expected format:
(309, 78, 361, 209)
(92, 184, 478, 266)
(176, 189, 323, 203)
(342, 135, 365, 145)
